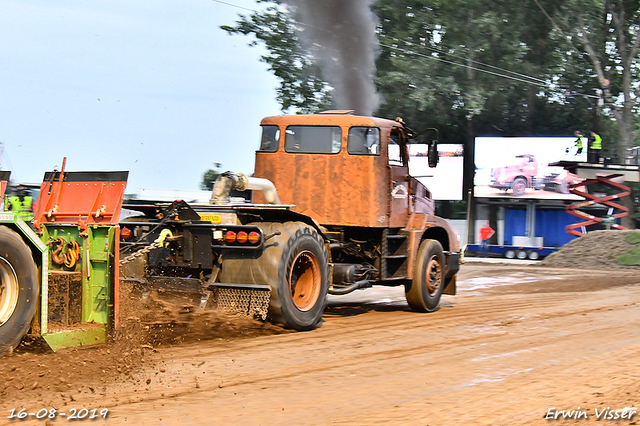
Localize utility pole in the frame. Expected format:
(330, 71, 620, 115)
(0, 142, 4, 170)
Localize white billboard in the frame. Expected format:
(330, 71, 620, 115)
(474, 136, 586, 200)
(409, 144, 464, 201)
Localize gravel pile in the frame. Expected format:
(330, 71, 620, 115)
(540, 230, 640, 270)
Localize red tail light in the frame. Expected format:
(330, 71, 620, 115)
(237, 231, 248, 243)
(248, 231, 260, 244)
(224, 231, 236, 243)
(121, 227, 132, 240)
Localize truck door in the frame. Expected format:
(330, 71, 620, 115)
(388, 129, 410, 227)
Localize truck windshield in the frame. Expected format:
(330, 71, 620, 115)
(284, 126, 341, 154)
(259, 125, 280, 152)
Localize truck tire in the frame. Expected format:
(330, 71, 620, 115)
(0, 226, 39, 356)
(405, 239, 445, 312)
(219, 222, 329, 331)
(511, 178, 527, 196)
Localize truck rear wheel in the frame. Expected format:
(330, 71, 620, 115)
(0, 226, 39, 355)
(219, 222, 329, 331)
(558, 178, 571, 194)
(405, 239, 445, 312)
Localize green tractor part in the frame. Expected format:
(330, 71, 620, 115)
(37, 224, 120, 351)
(0, 167, 128, 354)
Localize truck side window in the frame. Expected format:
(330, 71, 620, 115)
(348, 127, 380, 155)
(389, 132, 403, 166)
(284, 126, 341, 154)
(259, 125, 280, 152)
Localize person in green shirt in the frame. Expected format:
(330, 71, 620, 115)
(6, 185, 34, 222)
(573, 131, 584, 156)
(589, 131, 602, 163)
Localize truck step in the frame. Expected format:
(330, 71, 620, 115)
(383, 254, 408, 259)
(379, 276, 406, 282)
(381, 229, 409, 280)
(386, 234, 408, 240)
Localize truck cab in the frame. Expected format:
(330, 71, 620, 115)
(254, 111, 446, 228)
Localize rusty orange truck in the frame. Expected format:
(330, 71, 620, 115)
(120, 111, 461, 331)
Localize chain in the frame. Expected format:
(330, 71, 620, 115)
(119, 240, 163, 266)
(120, 229, 173, 266)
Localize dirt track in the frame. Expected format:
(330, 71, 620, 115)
(2, 262, 640, 425)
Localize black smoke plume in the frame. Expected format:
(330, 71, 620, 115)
(284, 0, 380, 116)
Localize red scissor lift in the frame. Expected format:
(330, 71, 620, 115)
(551, 162, 640, 237)
(0, 170, 9, 199)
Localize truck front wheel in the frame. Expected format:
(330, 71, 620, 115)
(511, 178, 527, 196)
(0, 226, 39, 356)
(405, 239, 445, 312)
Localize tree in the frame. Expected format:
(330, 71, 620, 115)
(221, 1, 333, 113)
(224, 0, 594, 135)
(201, 168, 221, 191)
(556, 0, 640, 162)
(547, 0, 640, 225)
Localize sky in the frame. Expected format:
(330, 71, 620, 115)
(0, 0, 281, 192)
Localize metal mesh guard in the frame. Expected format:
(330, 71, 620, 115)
(212, 287, 271, 320)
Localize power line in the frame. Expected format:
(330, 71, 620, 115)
(382, 41, 599, 99)
(400, 39, 549, 86)
(211, 0, 256, 13)
(380, 43, 548, 86)
(380, 42, 550, 87)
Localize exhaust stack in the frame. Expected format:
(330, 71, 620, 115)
(210, 171, 280, 205)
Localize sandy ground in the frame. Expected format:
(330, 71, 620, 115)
(1, 262, 640, 426)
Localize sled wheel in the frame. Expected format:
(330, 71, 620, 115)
(0, 226, 39, 356)
(405, 239, 445, 312)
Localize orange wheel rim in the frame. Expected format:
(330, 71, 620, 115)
(289, 250, 321, 311)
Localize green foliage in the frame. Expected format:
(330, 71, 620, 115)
(617, 232, 640, 265)
(556, 0, 640, 159)
(200, 169, 220, 191)
(372, 0, 598, 141)
(222, 0, 637, 157)
(617, 245, 640, 265)
(625, 232, 640, 245)
(628, 181, 640, 224)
